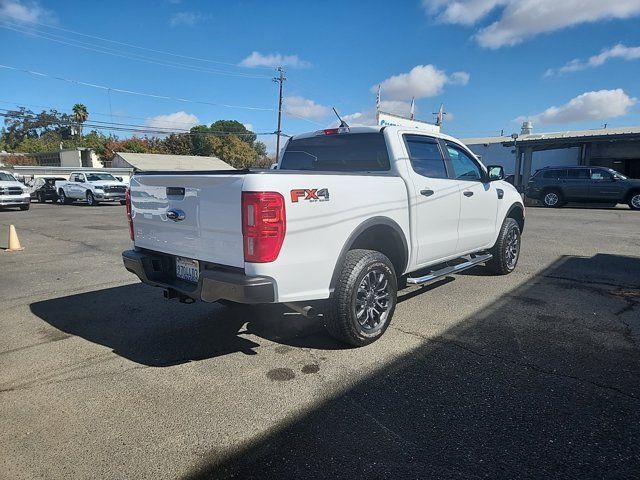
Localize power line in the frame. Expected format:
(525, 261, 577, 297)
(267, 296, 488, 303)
(0, 64, 275, 111)
(0, 13, 274, 71)
(0, 99, 270, 129)
(0, 110, 277, 137)
(0, 21, 271, 79)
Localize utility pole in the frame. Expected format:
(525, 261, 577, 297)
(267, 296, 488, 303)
(273, 67, 286, 162)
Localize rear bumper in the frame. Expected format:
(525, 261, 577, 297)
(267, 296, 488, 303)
(122, 249, 276, 304)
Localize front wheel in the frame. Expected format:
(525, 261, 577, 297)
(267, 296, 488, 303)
(629, 192, 640, 211)
(19, 203, 30, 211)
(86, 191, 97, 206)
(486, 217, 521, 275)
(324, 249, 397, 346)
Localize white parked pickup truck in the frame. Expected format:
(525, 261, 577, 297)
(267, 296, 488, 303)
(123, 126, 524, 346)
(55, 171, 128, 206)
(0, 170, 30, 210)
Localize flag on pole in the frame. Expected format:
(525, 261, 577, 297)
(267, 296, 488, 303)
(376, 84, 381, 111)
(410, 97, 415, 120)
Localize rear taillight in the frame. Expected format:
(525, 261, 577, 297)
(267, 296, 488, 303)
(125, 188, 134, 241)
(241, 191, 286, 263)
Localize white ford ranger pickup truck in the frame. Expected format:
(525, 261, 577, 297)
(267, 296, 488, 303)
(123, 126, 524, 346)
(0, 170, 31, 210)
(56, 171, 128, 206)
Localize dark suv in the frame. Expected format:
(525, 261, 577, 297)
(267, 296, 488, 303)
(526, 166, 640, 210)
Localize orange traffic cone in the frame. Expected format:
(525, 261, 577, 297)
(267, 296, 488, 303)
(6, 225, 24, 252)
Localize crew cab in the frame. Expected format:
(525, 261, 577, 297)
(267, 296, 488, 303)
(56, 171, 128, 206)
(0, 170, 30, 210)
(122, 126, 525, 346)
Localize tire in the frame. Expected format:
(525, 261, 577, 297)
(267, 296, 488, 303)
(628, 191, 640, 211)
(86, 191, 96, 206)
(542, 189, 563, 208)
(19, 203, 30, 211)
(58, 190, 71, 205)
(486, 217, 521, 275)
(324, 249, 397, 346)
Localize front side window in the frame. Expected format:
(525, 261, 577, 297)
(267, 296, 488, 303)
(0, 172, 17, 181)
(590, 169, 612, 181)
(446, 143, 482, 181)
(404, 135, 447, 179)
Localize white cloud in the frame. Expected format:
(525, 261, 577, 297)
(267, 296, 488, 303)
(239, 52, 311, 69)
(422, 0, 507, 25)
(145, 111, 200, 133)
(516, 89, 637, 125)
(0, 0, 55, 23)
(283, 96, 330, 120)
(243, 123, 254, 133)
(169, 11, 205, 27)
(545, 44, 640, 76)
(422, 0, 640, 48)
(372, 65, 469, 101)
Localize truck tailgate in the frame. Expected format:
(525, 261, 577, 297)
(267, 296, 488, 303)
(130, 173, 245, 268)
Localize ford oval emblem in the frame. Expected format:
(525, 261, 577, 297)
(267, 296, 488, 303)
(166, 209, 186, 222)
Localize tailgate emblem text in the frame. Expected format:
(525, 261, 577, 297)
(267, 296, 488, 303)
(290, 188, 330, 203)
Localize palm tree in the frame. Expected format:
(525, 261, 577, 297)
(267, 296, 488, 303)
(72, 103, 89, 137)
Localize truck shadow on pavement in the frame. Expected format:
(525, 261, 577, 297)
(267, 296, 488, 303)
(178, 253, 640, 479)
(30, 284, 347, 367)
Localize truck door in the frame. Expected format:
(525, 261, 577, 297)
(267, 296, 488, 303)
(443, 141, 499, 252)
(402, 134, 461, 265)
(588, 168, 625, 201)
(73, 173, 86, 198)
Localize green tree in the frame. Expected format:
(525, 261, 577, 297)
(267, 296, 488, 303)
(209, 120, 256, 145)
(163, 133, 193, 155)
(72, 103, 89, 136)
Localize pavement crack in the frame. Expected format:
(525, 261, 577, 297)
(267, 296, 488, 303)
(391, 325, 640, 402)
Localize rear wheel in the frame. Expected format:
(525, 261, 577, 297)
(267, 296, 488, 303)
(324, 249, 397, 346)
(58, 190, 71, 205)
(486, 217, 521, 275)
(542, 189, 563, 208)
(629, 192, 640, 211)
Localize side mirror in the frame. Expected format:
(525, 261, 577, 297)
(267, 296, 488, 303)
(116, 176, 123, 182)
(487, 165, 504, 181)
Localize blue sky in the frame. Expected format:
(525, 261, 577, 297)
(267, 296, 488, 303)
(1, 0, 639, 151)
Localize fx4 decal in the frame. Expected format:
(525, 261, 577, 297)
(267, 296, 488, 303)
(290, 188, 330, 203)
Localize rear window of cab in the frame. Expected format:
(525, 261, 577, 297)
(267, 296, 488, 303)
(280, 133, 390, 172)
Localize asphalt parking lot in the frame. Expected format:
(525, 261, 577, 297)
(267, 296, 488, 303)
(1, 203, 639, 479)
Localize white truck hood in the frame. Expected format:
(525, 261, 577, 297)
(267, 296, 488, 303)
(0, 180, 26, 190)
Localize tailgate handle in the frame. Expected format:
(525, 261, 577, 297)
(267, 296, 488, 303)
(166, 209, 185, 222)
(166, 187, 185, 197)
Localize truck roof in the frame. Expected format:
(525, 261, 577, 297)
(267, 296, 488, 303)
(289, 125, 465, 145)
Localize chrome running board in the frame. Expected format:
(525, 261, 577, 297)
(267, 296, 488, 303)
(406, 253, 493, 285)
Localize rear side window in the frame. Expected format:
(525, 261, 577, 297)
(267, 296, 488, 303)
(404, 135, 447, 179)
(568, 169, 589, 179)
(542, 169, 567, 179)
(280, 133, 390, 172)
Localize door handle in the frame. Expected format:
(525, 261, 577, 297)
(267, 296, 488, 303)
(463, 191, 474, 197)
(420, 189, 435, 197)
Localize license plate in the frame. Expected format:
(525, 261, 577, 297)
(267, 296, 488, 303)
(175, 257, 200, 283)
